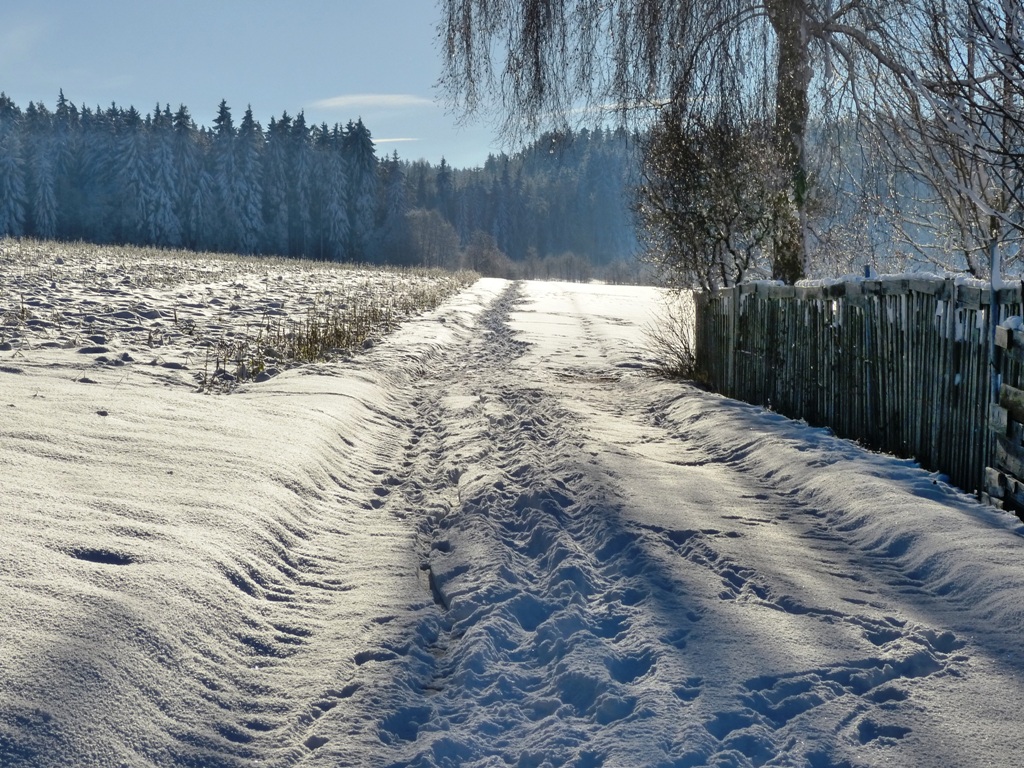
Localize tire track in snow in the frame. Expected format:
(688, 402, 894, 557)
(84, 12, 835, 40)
(297, 281, 979, 767)
(511, 285, 976, 767)
(322, 283, 712, 767)
(625, 424, 972, 764)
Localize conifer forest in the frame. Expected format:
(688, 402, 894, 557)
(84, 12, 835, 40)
(0, 92, 641, 281)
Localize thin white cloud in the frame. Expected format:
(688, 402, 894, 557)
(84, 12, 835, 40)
(310, 94, 434, 111)
(0, 20, 48, 66)
(375, 137, 420, 144)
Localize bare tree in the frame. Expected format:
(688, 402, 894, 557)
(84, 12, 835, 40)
(634, 104, 782, 289)
(461, 230, 516, 276)
(406, 208, 461, 269)
(440, 1, 1024, 282)
(860, 0, 1024, 276)
(439, 0, 920, 283)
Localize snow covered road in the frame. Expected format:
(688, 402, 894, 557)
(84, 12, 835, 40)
(4, 276, 1024, 767)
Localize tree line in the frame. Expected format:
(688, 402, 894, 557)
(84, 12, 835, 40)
(0, 93, 381, 260)
(0, 91, 644, 281)
(397, 127, 640, 277)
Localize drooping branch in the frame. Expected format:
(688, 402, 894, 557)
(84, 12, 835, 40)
(439, 0, 1024, 281)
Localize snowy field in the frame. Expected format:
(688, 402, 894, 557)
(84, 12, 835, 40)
(3, 245, 1024, 768)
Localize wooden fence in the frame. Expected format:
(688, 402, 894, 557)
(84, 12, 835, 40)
(694, 277, 1024, 511)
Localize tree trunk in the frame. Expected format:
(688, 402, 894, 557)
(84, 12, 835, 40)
(766, 0, 811, 284)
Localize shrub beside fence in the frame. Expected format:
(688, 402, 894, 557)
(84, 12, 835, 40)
(694, 277, 1024, 507)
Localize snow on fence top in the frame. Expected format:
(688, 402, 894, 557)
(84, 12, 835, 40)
(711, 275, 1020, 310)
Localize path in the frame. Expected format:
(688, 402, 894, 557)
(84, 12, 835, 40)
(298, 280, 1024, 767)
(4, 278, 1024, 768)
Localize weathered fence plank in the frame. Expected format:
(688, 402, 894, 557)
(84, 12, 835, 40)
(999, 384, 1024, 425)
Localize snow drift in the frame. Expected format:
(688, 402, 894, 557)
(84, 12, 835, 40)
(3, 247, 1024, 767)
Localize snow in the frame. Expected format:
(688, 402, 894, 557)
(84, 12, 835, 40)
(4, 249, 1024, 767)
(1000, 315, 1023, 331)
(796, 272, 1014, 291)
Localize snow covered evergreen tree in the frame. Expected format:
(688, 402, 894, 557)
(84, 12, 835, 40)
(288, 112, 314, 257)
(167, 105, 199, 249)
(24, 102, 59, 240)
(115, 106, 152, 244)
(435, 157, 454, 226)
(261, 113, 291, 256)
(211, 100, 241, 252)
(189, 149, 217, 252)
(51, 90, 83, 239)
(74, 104, 120, 242)
(149, 105, 182, 247)
(0, 93, 26, 237)
(235, 106, 264, 254)
(490, 158, 513, 255)
(376, 150, 410, 263)
(343, 118, 378, 261)
(314, 123, 350, 261)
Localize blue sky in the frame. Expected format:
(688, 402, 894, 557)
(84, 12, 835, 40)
(0, 0, 501, 168)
